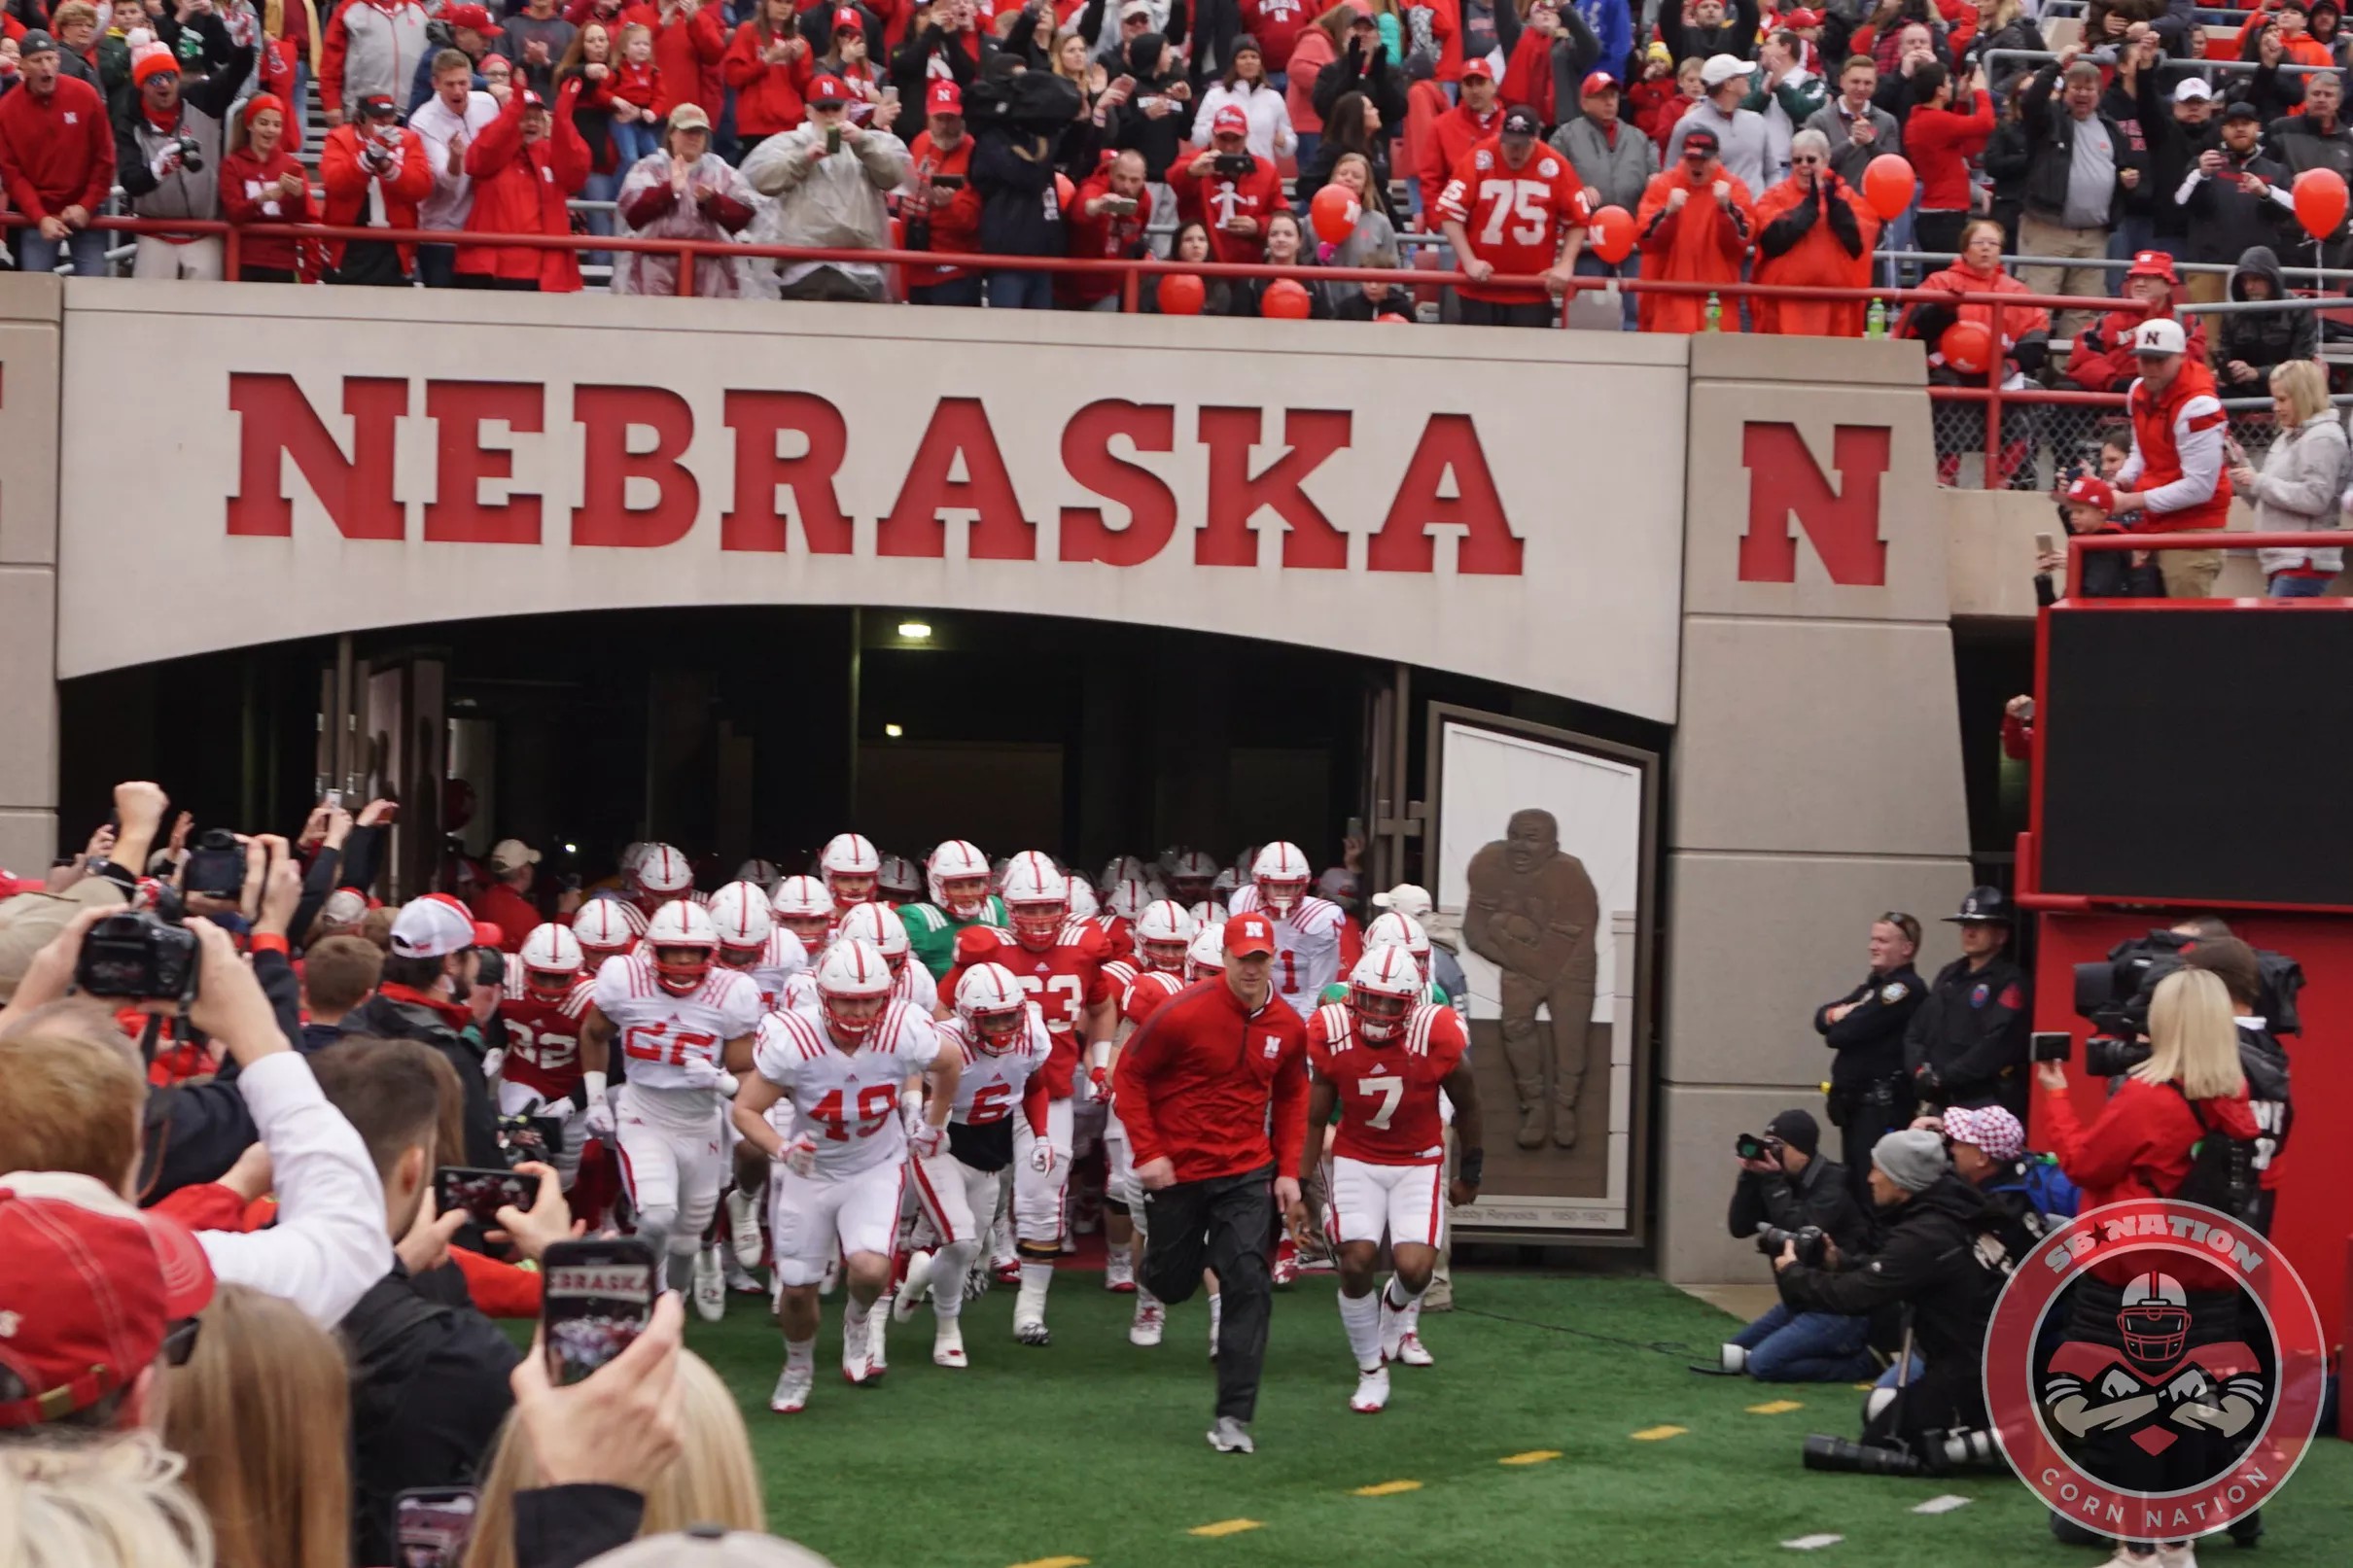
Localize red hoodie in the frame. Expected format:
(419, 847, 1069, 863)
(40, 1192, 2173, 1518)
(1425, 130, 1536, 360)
(1061, 166, 1154, 306)
(0, 72, 114, 221)
(723, 20, 808, 135)
(1241, 0, 1313, 72)
(461, 79, 592, 289)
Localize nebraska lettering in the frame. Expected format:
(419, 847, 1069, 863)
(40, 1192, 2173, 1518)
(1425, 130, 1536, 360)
(223, 376, 1523, 575)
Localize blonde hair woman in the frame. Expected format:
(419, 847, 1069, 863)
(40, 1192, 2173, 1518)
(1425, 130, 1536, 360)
(0, 1435, 214, 1568)
(162, 1284, 350, 1568)
(2225, 357, 2347, 596)
(464, 1351, 761, 1568)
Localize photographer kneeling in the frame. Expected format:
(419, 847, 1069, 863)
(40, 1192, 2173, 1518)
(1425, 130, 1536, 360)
(1780, 1130, 2011, 1470)
(1704, 1110, 1877, 1381)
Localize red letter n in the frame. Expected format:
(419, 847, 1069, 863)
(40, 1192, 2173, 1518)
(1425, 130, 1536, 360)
(1738, 422, 1890, 586)
(227, 373, 406, 539)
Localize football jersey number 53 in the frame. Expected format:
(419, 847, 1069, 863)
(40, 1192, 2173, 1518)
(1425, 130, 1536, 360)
(1479, 178, 1556, 246)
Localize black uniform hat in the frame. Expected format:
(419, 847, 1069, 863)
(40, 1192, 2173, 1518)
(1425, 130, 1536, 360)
(1944, 886, 2013, 924)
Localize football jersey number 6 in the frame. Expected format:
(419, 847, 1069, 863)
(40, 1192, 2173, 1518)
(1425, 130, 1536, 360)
(1357, 1077, 1405, 1131)
(1478, 178, 1553, 246)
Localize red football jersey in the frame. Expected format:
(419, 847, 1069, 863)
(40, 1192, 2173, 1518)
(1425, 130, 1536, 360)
(1121, 966, 1184, 1026)
(1436, 137, 1594, 303)
(944, 922, 1112, 1097)
(500, 978, 594, 1100)
(1307, 999, 1466, 1166)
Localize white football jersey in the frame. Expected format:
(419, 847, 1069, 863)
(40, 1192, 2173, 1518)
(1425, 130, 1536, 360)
(739, 928, 810, 1012)
(752, 1000, 943, 1176)
(939, 1007, 1053, 1128)
(1226, 887, 1351, 1015)
(592, 953, 764, 1092)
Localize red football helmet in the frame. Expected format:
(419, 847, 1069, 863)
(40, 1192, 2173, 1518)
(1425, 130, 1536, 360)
(645, 899, 719, 996)
(1001, 851, 1070, 954)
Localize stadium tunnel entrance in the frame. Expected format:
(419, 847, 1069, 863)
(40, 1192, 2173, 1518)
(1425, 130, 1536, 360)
(56, 604, 1671, 907)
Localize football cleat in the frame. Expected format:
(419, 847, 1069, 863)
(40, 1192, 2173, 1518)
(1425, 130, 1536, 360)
(1130, 1298, 1166, 1347)
(724, 1187, 764, 1269)
(842, 1330, 876, 1386)
(1104, 1248, 1136, 1293)
(1014, 1313, 1052, 1347)
(1395, 1332, 1434, 1368)
(1272, 1238, 1300, 1288)
(691, 1245, 725, 1322)
(866, 1309, 889, 1380)
(933, 1319, 967, 1369)
(722, 1257, 764, 1295)
(770, 1365, 812, 1414)
(892, 1251, 934, 1323)
(1351, 1365, 1392, 1413)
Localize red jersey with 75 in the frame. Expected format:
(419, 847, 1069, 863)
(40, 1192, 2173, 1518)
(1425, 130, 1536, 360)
(1437, 140, 1594, 302)
(1308, 1000, 1467, 1165)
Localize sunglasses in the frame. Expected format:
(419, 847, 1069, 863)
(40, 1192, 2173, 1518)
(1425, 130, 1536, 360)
(1792, 154, 1823, 165)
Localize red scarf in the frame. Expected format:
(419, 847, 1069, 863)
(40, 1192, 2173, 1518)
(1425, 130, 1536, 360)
(377, 981, 474, 1030)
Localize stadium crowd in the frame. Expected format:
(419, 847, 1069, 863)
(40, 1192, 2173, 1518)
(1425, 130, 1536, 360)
(0, 778, 1488, 1564)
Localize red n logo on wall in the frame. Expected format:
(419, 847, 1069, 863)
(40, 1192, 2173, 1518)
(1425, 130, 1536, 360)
(1738, 422, 1891, 586)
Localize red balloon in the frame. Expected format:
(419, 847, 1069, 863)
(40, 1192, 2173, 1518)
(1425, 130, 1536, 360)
(1861, 154, 1916, 221)
(1261, 278, 1314, 318)
(1588, 204, 1635, 265)
(2294, 167, 2348, 240)
(1157, 273, 1205, 315)
(1054, 172, 1075, 212)
(1940, 319, 1994, 375)
(1309, 183, 1363, 245)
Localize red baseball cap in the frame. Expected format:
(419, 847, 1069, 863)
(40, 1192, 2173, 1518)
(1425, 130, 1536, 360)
(808, 72, 851, 106)
(927, 78, 963, 116)
(1782, 7, 1825, 26)
(1212, 104, 1248, 137)
(1581, 70, 1619, 97)
(0, 1172, 214, 1430)
(2125, 248, 2180, 285)
(1461, 59, 1494, 83)
(833, 4, 862, 30)
(443, 3, 504, 34)
(2062, 474, 2116, 514)
(1223, 912, 1277, 959)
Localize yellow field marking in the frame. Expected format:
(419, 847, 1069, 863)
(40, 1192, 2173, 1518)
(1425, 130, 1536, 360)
(1852, 1382, 1876, 1391)
(1188, 1519, 1262, 1538)
(1352, 1481, 1424, 1497)
(1631, 1425, 1688, 1442)
(1499, 1450, 1563, 1466)
(1009, 1557, 1091, 1568)
(1746, 1400, 1805, 1415)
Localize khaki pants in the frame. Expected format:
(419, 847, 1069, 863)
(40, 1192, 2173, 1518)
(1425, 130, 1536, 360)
(132, 235, 223, 280)
(2160, 548, 2224, 598)
(2183, 270, 2229, 305)
(2018, 213, 2112, 340)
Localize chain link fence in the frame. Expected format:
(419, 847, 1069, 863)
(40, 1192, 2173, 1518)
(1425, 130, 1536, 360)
(1928, 394, 2312, 490)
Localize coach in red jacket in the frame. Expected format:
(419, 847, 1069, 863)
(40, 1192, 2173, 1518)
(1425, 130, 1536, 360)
(1113, 910, 1308, 1455)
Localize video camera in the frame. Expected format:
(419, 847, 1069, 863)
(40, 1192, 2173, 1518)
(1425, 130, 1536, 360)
(75, 907, 200, 1004)
(2072, 929, 2303, 1074)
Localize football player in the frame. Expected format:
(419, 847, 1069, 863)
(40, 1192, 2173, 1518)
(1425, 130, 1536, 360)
(903, 839, 1004, 981)
(1329, 911, 1453, 1008)
(576, 894, 647, 955)
(733, 938, 957, 1411)
(1304, 948, 1484, 1411)
(892, 962, 1053, 1368)
(878, 854, 922, 906)
(942, 851, 1115, 1345)
(1095, 899, 1198, 1325)
(1098, 877, 1153, 959)
(578, 899, 764, 1322)
(632, 843, 699, 919)
(707, 880, 810, 1291)
(1167, 849, 1222, 913)
(498, 923, 597, 1189)
(819, 832, 883, 916)
(770, 875, 837, 958)
(1228, 841, 1361, 1020)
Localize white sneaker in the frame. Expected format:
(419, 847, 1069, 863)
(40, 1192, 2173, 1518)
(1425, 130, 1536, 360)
(892, 1251, 934, 1324)
(842, 1324, 875, 1385)
(1395, 1331, 1434, 1368)
(2157, 1546, 2197, 1568)
(725, 1187, 764, 1269)
(1105, 1248, 1136, 1293)
(1351, 1365, 1391, 1413)
(722, 1257, 763, 1295)
(933, 1320, 967, 1369)
(1206, 1416, 1254, 1453)
(867, 1307, 889, 1379)
(691, 1245, 725, 1323)
(2095, 1549, 2166, 1568)
(1130, 1298, 1166, 1347)
(769, 1365, 812, 1413)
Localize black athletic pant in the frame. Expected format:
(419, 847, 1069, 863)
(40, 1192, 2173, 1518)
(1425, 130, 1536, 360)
(1141, 1162, 1275, 1423)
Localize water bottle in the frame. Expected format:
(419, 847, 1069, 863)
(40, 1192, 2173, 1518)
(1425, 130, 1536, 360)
(1866, 296, 1887, 338)
(1704, 292, 1722, 331)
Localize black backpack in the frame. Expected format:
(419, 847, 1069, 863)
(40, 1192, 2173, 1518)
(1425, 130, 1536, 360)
(2170, 1087, 2264, 1226)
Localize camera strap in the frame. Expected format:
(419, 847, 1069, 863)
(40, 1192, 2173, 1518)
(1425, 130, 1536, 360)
(137, 1012, 164, 1068)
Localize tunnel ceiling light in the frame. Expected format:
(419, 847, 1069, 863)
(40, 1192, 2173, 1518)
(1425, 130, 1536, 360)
(563, 843, 578, 854)
(897, 620, 932, 641)
(884, 723, 904, 739)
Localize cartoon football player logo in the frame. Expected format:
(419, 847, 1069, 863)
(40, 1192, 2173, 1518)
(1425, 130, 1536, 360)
(2040, 1272, 2268, 1461)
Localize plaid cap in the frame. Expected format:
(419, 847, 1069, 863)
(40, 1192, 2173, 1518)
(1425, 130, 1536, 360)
(1942, 1104, 2025, 1162)
(0, 1171, 215, 1430)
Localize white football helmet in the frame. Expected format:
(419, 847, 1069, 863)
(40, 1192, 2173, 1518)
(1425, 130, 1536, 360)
(1100, 855, 1147, 893)
(1167, 849, 1219, 903)
(927, 840, 993, 920)
(1068, 880, 1100, 921)
(1363, 910, 1433, 981)
(644, 898, 719, 995)
(815, 936, 893, 1040)
(1250, 842, 1312, 917)
(617, 843, 649, 889)
(518, 923, 584, 1002)
(1001, 851, 1071, 953)
(1188, 898, 1226, 928)
(573, 899, 637, 965)
(954, 961, 1029, 1054)
(1185, 922, 1225, 980)
(820, 832, 881, 909)
(1347, 946, 1422, 1043)
(836, 901, 912, 974)
(735, 857, 781, 889)
(770, 875, 834, 953)
(635, 843, 694, 899)
(1135, 899, 1199, 973)
(1106, 877, 1153, 923)
(878, 854, 921, 903)
(706, 881, 774, 967)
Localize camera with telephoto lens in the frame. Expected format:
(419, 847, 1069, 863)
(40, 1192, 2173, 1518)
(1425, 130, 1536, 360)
(181, 828, 246, 899)
(1803, 1426, 1997, 1477)
(174, 133, 203, 174)
(2084, 1033, 2154, 1078)
(1756, 1224, 1828, 1267)
(74, 909, 200, 1003)
(2073, 928, 2304, 1073)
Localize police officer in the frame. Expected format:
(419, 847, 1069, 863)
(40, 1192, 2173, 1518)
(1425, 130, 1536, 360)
(1815, 912, 1926, 1204)
(1903, 887, 2030, 1119)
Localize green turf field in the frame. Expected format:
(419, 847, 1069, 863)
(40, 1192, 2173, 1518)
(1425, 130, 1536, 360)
(678, 1271, 2353, 1568)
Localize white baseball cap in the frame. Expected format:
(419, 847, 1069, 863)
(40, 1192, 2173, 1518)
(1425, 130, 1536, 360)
(389, 893, 490, 958)
(2132, 318, 2188, 356)
(488, 838, 541, 873)
(1701, 53, 1750, 87)
(2173, 78, 2214, 104)
(1372, 883, 1434, 919)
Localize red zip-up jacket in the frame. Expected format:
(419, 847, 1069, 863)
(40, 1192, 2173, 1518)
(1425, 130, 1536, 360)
(1904, 89, 1993, 210)
(2036, 1074, 2261, 1290)
(0, 71, 115, 222)
(723, 22, 808, 135)
(1112, 976, 1307, 1184)
(621, 1, 727, 118)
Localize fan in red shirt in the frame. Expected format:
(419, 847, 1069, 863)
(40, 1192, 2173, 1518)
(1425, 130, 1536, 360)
(621, 0, 728, 117)
(1169, 104, 1285, 261)
(469, 838, 544, 951)
(1436, 106, 1591, 327)
(220, 93, 317, 283)
(1063, 148, 1153, 308)
(1902, 61, 1992, 255)
(724, 0, 812, 149)
(906, 78, 984, 305)
(1243, 0, 1314, 73)
(1417, 57, 1502, 217)
(461, 80, 593, 291)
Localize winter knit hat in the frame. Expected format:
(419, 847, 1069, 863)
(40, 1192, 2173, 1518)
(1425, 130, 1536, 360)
(1872, 1129, 1949, 1194)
